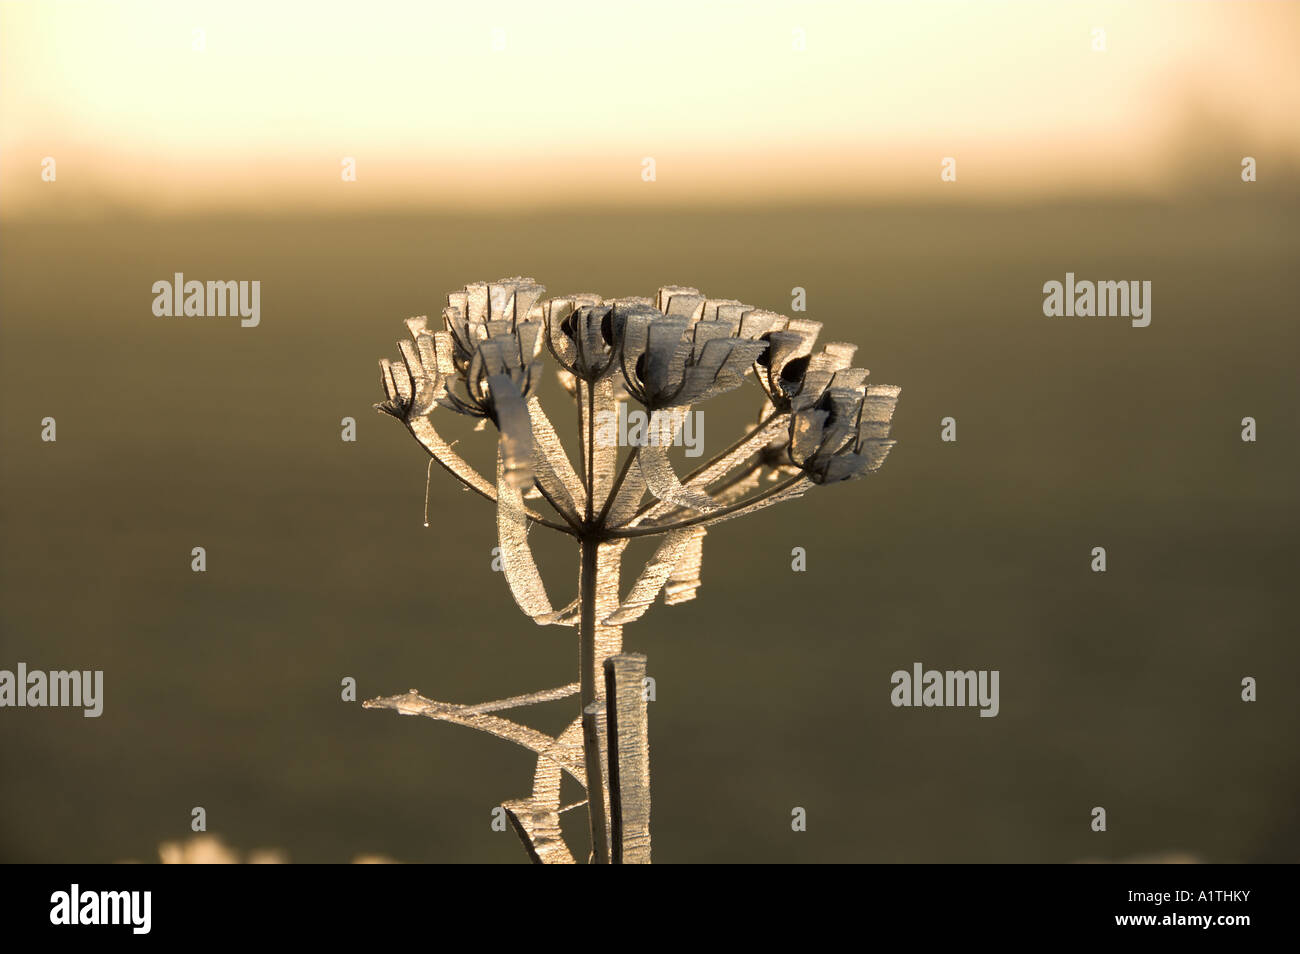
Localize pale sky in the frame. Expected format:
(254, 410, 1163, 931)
(2, 0, 1297, 213)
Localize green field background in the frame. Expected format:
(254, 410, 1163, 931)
(1, 199, 1296, 862)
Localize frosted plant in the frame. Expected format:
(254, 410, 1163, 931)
(366, 278, 900, 863)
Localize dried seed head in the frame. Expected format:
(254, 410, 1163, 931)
(378, 277, 899, 519)
(787, 383, 901, 483)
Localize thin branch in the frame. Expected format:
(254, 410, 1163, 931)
(454, 682, 580, 716)
(703, 459, 764, 497)
(605, 473, 807, 538)
(596, 443, 639, 527)
(638, 442, 720, 514)
(531, 479, 587, 535)
(527, 395, 587, 522)
(680, 408, 783, 486)
(404, 417, 574, 534)
(626, 409, 784, 524)
(405, 417, 494, 501)
(363, 690, 586, 787)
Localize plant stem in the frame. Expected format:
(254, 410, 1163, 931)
(585, 382, 596, 524)
(578, 534, 609, 861)
(579, 537, 599, 709)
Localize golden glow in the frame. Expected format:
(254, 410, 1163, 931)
(2, 0, 1297, 214)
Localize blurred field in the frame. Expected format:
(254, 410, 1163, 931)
(1, 199, 1297, 863)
